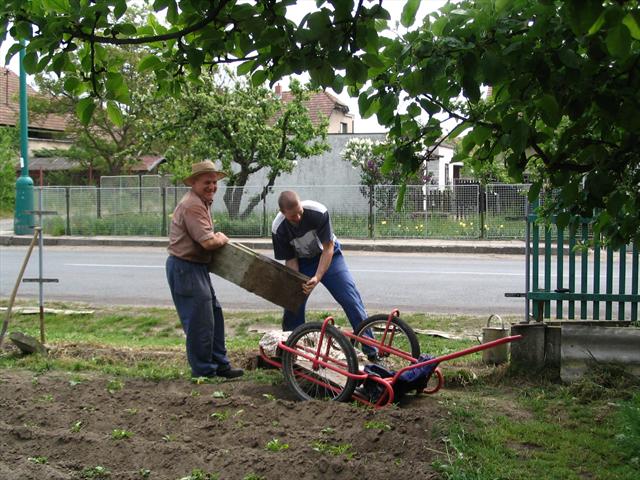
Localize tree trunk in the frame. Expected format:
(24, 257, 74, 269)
(239, 172, 278, 219)
(223, 171, 250, 219)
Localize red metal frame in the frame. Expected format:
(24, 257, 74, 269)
(258, 311, 522, 408)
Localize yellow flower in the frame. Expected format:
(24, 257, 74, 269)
(381, 220, 387, 225)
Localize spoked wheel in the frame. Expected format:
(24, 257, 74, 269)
(353, 314, 421, 371)
(282, 322, 359, 402)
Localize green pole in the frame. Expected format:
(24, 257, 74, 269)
(14, 41, 34, 234)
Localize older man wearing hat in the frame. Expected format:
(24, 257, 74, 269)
(165, 160, 243, 379)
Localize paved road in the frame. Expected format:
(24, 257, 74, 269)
(0, 245, 528, 316)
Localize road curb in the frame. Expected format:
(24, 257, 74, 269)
(0, 233, 526, 255)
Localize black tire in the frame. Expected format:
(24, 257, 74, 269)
(353, 314, 421, 371)
(282, 322, 359, 402)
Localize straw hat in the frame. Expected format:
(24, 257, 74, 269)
(183, 160, 227, 186)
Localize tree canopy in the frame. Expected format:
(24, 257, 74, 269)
(150, 74, 329, 218)
(2, 0, 639, 246)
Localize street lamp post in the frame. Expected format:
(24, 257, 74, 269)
(14, 41, 34, 235)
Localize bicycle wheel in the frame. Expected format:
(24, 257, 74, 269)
(282, 322, 359, 402)
(353, 314, 420, 371)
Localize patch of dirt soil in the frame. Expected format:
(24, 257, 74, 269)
(0, 351, 449, 480)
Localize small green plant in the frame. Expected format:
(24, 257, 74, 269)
(28, 456, 48, 464)
(320, 427, 335, 435)
(107, 379, 124, 394)
(364, 420, 391, 431)
(39, 394, 54, 402)
(190, 390, 201, 397)
(211, 411, 229, 421)
(212, 391, 226, 398)
(138, 468, 151, 479)
(81, 465, 111, 479)
(71, 420, 83, 433)
(262, 393, 276, 401)
(265, 438, 289, 452)
(311, 441, 355, 459)
(162, 434, 175, 442)
(178, 468, 218, 480)
(111, 429, 133, 440)
(124, 408, 138, 415)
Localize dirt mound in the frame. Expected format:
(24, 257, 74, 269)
(1, 361, 447, 479)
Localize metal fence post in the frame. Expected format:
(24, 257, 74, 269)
(262, 186, 268, 237)
(479, 184, 486, 239)
(65, 186, 70, 235)
(138, 174, 143, 214)
(96, 186, 101, 219)
(161, 186, 167, 236)
(368, 185, 374, 239)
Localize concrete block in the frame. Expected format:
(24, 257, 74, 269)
(561, 325, 640, 382)
(510, 323, 546, 369)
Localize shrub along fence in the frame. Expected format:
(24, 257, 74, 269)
(35, 183, 531, 239)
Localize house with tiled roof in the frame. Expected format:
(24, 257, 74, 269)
(1, 66, 74, 184)
(276, 85, 354, 133)
(0, 67, 71, 151)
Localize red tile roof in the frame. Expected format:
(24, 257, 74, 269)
(0, 67, 68, 132)
(279, 90, 350, 127)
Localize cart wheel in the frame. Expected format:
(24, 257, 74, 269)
(353, 314, 421, 371)
(282, 322, 359, 402)
(423, 367, 444, 394)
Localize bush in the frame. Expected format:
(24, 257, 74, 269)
(0, 127, 19, 214)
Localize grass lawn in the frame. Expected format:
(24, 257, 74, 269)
(1, 301, 638, 479)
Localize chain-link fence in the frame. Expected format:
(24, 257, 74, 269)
(35, 182, 532, 239)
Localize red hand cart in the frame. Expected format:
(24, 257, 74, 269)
(259, 310, 522, 408)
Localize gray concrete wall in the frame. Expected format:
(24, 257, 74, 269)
(244, 133, 387, 213)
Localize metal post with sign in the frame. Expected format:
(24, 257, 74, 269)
(14, 41, 34, 235)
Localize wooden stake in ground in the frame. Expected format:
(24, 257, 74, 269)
(0, 228, 40, 349)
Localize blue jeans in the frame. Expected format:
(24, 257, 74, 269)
(166, 255, 230, 377)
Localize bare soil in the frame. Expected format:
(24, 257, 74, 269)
(0, 346, 448, 480)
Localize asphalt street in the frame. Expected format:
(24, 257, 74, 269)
(1, 245, 528, 316)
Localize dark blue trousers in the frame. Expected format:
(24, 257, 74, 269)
(166, 255, 229, 377)
(283, 251, 368, 331)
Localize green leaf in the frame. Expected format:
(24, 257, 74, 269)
(63, 77, 82, 94)
(556, 211, 570, 229)
(138, 54, 162, 72)
(448, 122, 470, 140)
(538, 94, 561, 128)
(42, 0, 69, 12)
(187, 49, 205, 72)
(480, 51, 506, 84)
(236, 60, 255, 76)
(106, 101, 124, 127)
(587, 11, 606, 36)
(495, 0, 512, 14)
(622, 12, 640, 40)
(251, 70, 267, 87)
(606, 25, 631, 58)
(509, 120, 529, 156)
(401, 0, 420, 28)
(565, 0, 604, 36)
(114, 0, 127, 19)
(528, 181, 542, 202)
(471, 124, 491, 145)
(22, 51, 39, 74)
(76, 97, 96, 126)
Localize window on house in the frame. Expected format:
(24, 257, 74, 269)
(340, 122, 348, 133)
